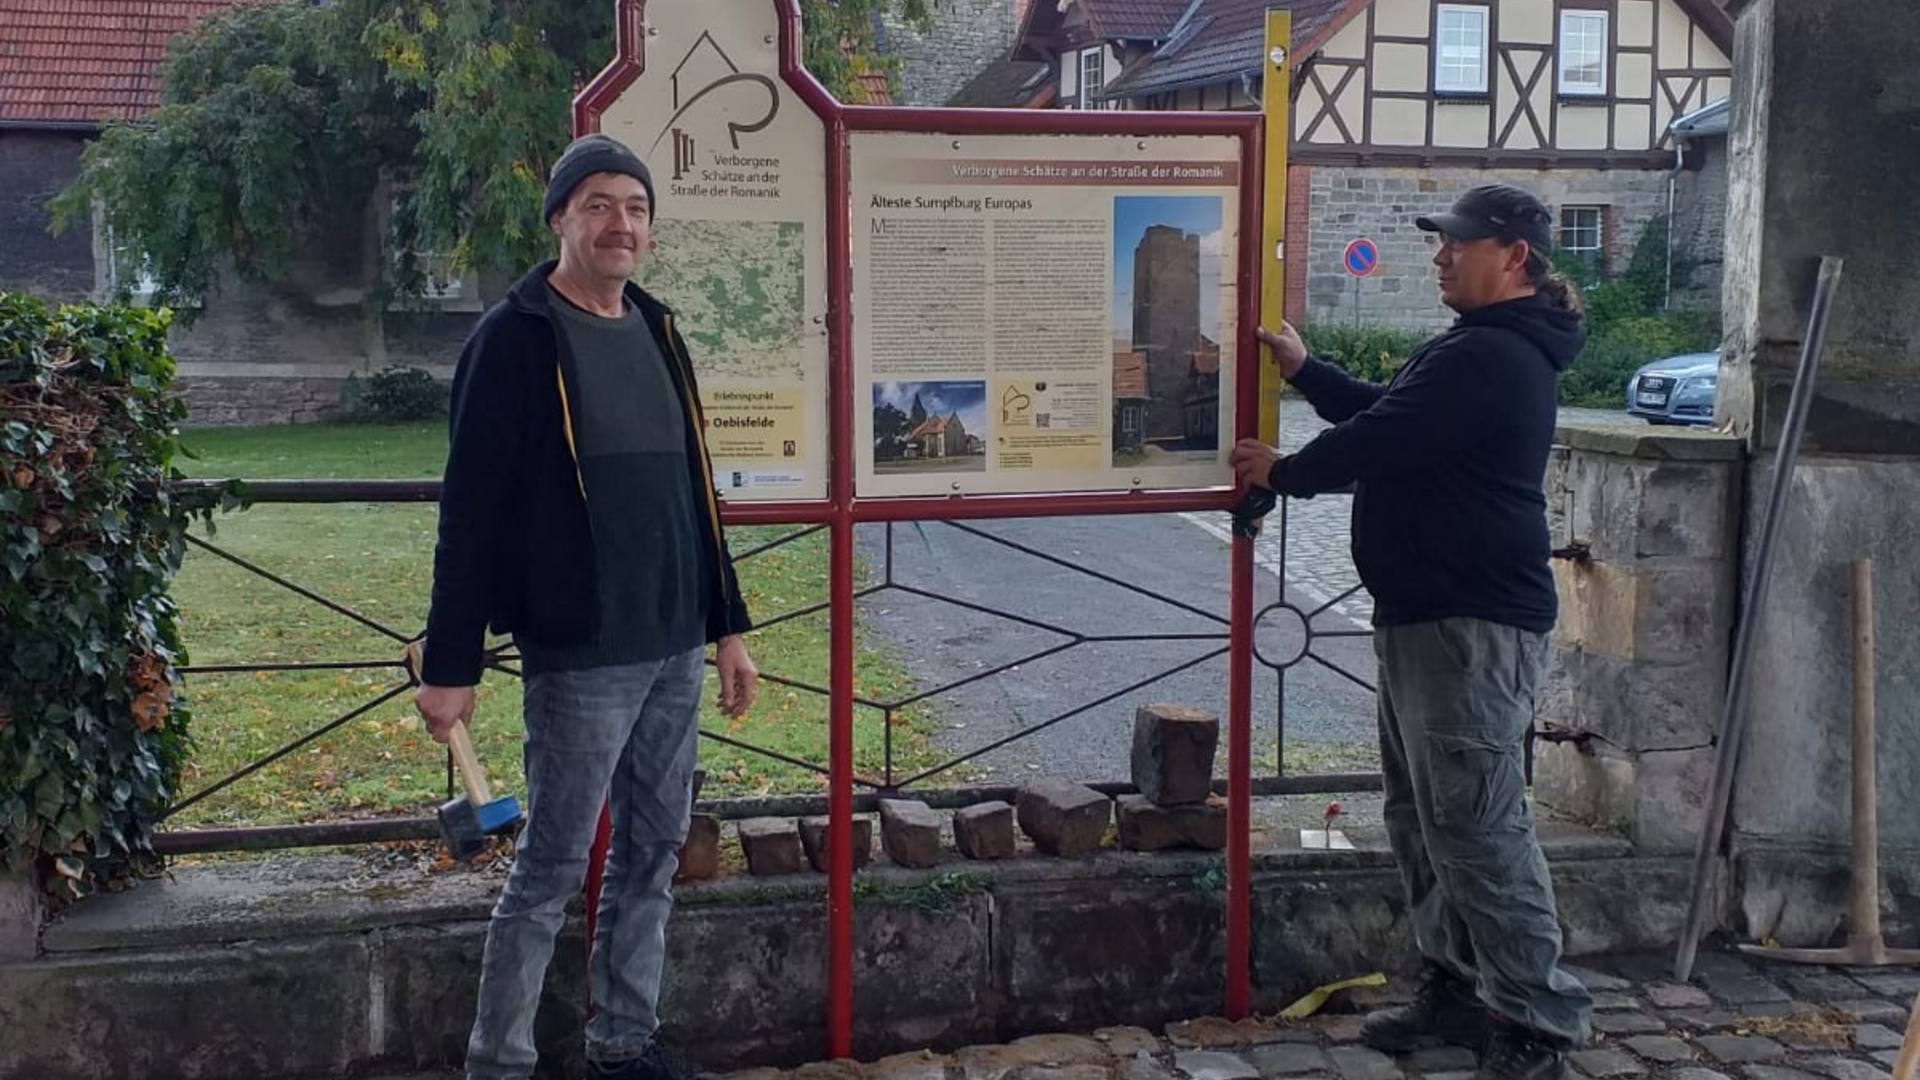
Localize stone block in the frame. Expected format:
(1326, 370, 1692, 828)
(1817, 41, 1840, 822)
(737, 818, 804, 876)
(1174, 1051, 1261, 1080)
(1327, 1046, 1402, 1080)
(1742, 1068, 1819, 1080)
(1551, 560, 1728, 668)
(953, 801, 1016, 861)
(0, 865, 42, 961)
(1571, 1049, 1647, 1077)
(1854, 1024, 1903, 1051)
(1698, 1037, 1786, 1064)
(1533, 742, 1635, 834)
(1565, 964, 1632, 992)
(1807, 1059, 1892, 1080)
(1834, 1000, 1908, 1025)
(1785, 974, 1871, 1003)
(1648, 983, 1715, 1009)
(0, 935, 375, 1079)
(867, 1052, 950, 1080)
(1594, 1011, 1666, 1035)
(1017, 779, 1112, 858)
(1625, 1037, 1696, 1064)
(1132, 703, 1220, 805)
(1731, 459, 1920, 850)
(675, 814, 722, 882)
(1116, 794, 1226, 852)
(1638, 462, 1737, 559)
(1406, 1047, 1477, 1072)
(1252, 1044, 1332, 1075)
(878, 800, 943, 869)
(1093, 1026, 1162, 1056)
(798, 814, 874, 873)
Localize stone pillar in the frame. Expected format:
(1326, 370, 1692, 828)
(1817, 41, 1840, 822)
(1, 863, 44, 961)
(1534, 424, 1743, 853)
(1714, 0, 1920, 945)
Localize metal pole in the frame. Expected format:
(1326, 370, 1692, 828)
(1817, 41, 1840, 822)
(1227, 533, 1255, 1018)
(1226, 98, 1268, 1021)
(1674, 255, 1844, 981)
(825, 112, 857, 1061)
(1849, 558, 1882, 951)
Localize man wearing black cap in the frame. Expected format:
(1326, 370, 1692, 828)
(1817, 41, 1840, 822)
(1229, 184, 1593, 1080)
(415, 132, 758, 1080)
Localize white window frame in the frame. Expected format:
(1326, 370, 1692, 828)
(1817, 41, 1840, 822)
(97, 218, 163, 306)
(1557, 9, 1610, 96)
(1559, 205, 1605, 259)
(1080, 47, 1105, 109)
(1434, 4, 1490, 95)
(387, 191, 478, 308)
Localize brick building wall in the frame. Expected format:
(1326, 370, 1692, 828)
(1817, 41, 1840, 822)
(0, 130, 96, 303)
(1300, 165, 1675, 332)
(885, 0, 1027, 106)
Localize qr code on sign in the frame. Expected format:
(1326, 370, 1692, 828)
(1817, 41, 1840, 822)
(1036, 414, 1051, 428)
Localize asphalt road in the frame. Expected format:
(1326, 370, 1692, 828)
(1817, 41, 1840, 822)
(855, 403, 1638, 790)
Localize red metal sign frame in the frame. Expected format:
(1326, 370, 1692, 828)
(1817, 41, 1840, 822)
(572, 0, 1265, 1058)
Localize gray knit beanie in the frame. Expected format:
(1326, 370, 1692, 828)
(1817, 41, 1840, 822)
(544, 134, 657, 224)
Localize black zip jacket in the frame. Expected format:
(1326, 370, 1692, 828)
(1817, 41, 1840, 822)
(1268, 292, 1584, 632)
(420, 261, 752, 687)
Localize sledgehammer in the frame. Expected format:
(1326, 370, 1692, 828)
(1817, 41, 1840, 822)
(403, 640, 524, 860)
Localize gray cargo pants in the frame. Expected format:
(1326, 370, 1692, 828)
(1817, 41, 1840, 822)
(1376, 617, 1593, 1046)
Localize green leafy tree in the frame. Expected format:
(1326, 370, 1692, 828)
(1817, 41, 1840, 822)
(54, 0, 931, 311)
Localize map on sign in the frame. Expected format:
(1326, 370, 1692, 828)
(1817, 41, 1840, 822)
(636, 218, 807, 380)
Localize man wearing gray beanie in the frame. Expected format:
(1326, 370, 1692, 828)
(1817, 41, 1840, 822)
(417, 131, 758, 1080)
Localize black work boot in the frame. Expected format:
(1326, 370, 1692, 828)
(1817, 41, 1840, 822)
(1360, 966, 1492, 1053)
(1475, 1019, 1573, 1080)
(587, 1038, 696, 1080)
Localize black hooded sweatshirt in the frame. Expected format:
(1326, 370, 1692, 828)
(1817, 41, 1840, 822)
(1267, 292, 1584, 633)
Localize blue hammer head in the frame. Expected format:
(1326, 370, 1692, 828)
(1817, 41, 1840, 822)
(437, 791, 523, 862)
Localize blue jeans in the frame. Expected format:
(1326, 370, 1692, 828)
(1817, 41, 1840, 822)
(465, 647, 705, 1080)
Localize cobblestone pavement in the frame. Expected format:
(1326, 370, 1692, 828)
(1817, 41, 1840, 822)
(732, 949, 1919, 1080)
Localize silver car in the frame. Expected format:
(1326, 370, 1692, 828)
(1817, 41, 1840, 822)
(1626, 351, 1719, 426)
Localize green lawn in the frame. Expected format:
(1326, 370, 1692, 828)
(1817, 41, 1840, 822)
(168, 423, 934, 828)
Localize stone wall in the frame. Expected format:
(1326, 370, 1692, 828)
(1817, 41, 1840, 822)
(1302, 165, 1675, 332)
(171, 294, 474, 427)
(1534, 422, 1744, 855)
(885, 0, 1026, 107)
(0, 129, 97, 304)
(1708, 0, 1920, 945)
(1, 839, 1680, 1077)
(1671, 138, 1728, 312)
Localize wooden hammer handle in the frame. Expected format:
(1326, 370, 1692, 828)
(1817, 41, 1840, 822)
(446, 720, 493, 807)
(403, 637, 492, 807)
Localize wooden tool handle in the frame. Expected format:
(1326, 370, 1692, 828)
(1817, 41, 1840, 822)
(1893, 983, 1920, 1080)
(446, 720, 492, 807)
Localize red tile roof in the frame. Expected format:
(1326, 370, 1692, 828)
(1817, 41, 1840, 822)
(0, 0, 254, 125)
(907, 414, 960, 440)
(1113, 346, 1148, 398)
(1102, 0, 1354, 100)
(1082, 0, 1192, 41)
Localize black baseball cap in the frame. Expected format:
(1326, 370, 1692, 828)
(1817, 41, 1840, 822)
(1415, 184, 1554, 253)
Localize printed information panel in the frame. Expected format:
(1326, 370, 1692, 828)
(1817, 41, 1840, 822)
(597, 1, 828, 501)
(851, 132, 1242, 498)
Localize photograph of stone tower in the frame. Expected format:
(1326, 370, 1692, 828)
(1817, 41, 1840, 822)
(1111, 195, 1224, 468)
